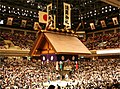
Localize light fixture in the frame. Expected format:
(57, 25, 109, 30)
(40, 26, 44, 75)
(113, 8, 115, 10)
(90, 11, 92, 14)
(2, 5, 4, 8)
(102, 7, 104, 10)
(105, 10, 107, 12)
(30, 11, 32, 13)
(8, 7, 10, 9)
(105, 6, 107, 9)
(109, 9, 111, 11)
(34, 12, 36, 14)
(17, 8, 19, 10)
(81, 17, 83, 19)
(94, 13, 96, 15)
(109, 6, 112, 8)
(4, 6, 6, 8)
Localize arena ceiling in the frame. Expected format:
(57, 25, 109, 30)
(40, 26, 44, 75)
(0, 0, 119, 32)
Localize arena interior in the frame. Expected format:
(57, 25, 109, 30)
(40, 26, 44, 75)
(0, 0, 120, 89)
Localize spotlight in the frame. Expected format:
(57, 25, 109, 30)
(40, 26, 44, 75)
(109, 6, 112, 8)
(105, 6, 107, 9)
(113, 8, 115, 10)
(81, 17, 83, 19)
(109, 9, 111, 11)
(90, 11, 92, 14)
(8, 7, 10, 9)
(94, 13, 96, 15)
(17, 8, 19, 10)
(102, 7, 104, 10)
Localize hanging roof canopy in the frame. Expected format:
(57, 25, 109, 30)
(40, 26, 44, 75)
(29, 32, 91, 56)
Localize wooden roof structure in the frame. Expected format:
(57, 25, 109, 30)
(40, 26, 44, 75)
(29, 32, 91, 56)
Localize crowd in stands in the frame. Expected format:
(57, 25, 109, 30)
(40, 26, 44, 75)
(0, 57, 119, 89)
(0, 30, 36, 50)
(85, 32, 120, 50)
(0, 28, 120, 50)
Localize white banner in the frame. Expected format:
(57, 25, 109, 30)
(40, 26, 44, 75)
(47, 3, 52, 23)
(20, 20, 27, 28)
(47, 3, 56, 29)
(63, 2, 71, 29)
(6, 17, 13, 25)
(100, 20, 106, 28)
(90, 23, 95, 30)
(33, 22, 42, 30)
(112, 17, 118, 25)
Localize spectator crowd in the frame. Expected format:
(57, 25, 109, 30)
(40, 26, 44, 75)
(85, 32, 120, 50)
(0, 57, 119, 89)
(0, 30, 36, 50)
(0, 28, 120, 50)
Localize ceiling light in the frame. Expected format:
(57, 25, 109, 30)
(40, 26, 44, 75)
(94, 13, 96, 15)
(105, 6, 107, 9)
(109, 6, 112, 8)
(113, 8, 115, 10)
(17, 8, 19, 10)
(4, 6, 6, 8)
(102, 7, 104, 10)
(34, 12, 36, 14)
(109, 9, 111, 11)
(81, 17, 83, 19)
(30, 11, 32, 13)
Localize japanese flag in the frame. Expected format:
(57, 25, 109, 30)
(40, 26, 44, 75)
(38, 11, 47, 24)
